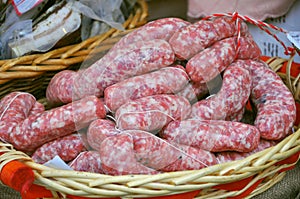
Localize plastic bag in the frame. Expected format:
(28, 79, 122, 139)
(72, 0, 125, 40)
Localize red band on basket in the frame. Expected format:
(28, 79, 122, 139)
(276, 151, 300, 173)
(0, 159, 34, 193)
(213, 176, 254, 191)
(226, 178, 265, 199)
(67, 196, 120, 199)
(21, 184, 53, 199)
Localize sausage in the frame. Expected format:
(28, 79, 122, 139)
(115, 94, 192, 133)
(160, 142, 218, 172)
(160, 120, 260, 152)
(212, 16, 248, 41)
(109, 17, 191, 52)
(28, 101, 45, 117)
(0, 92, 36, 143)
(46, 39, 175, 104)
(69, 151, 104, 173)
(87, 119, 120, 150)
(104, 65, 189, 112)
(130, 130, 182, 170)
(10, 95, 106, 152)
(216, 139, 277, 163)
(169, 16, 248, 60)
(232, 59, 296, 140)
(129, 130, 217, 171)
(237, 35, 261, 60)
(186, 35, 261, 83)
(32, 134, 86, 164)
(46, 70, 77, 104)
(190, 65, 251, 120)
(186, 37, 236, 83)
(226, 107, 245, 122)
(175, 81, 209, 104)
(99, 133, 158, 175)
(73, 39, 175, 100)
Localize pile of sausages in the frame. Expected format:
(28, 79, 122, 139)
(0, 17, 296, 175)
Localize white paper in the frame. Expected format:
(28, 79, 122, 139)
(43, 155, 73, 170)
(287, 31, 300, 50)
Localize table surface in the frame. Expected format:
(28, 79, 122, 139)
(1, 0, 300, 198)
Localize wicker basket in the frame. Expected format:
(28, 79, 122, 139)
(0, 7, 300, 199)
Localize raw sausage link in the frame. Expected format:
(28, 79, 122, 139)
(0, 92, 36, 142)
(237, 35, 261, 60)
(216, 139, 277, 163)
(46, 70, 77, 104)
(131, 130, 182, 170)
(186, 37, 237, 83)
(232, 59, 296, 140)
(160, 120, 260, 152)
(104, 65, 189, 112)
(73, 39, 175, 100)
(191, 65, 251, 120)
(115, 94, 192, 132)
(169, 16, 248, 60)
(226, 107, 245, 122)
(47, 39, 175, 104)
(160, 142, 218, 172)
(28, 101, 45, 117)
(176, 81, 209, 104)
(87, 119, 120, 150)
(32, 134, 86, 164)
(69, 151, 104, 173)
(186, 35, 261, 83)
(10, 95, 106, 152)
(109, 17, 191, 52)
(99, 133, 158, 175)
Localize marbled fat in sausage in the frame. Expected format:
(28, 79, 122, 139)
(191, 65, 251, 120)
(216, 139, 277, 163)
(32, 134, 86, 164)
(46, 70, 77, 104)
(69, 151, 104, 173)
(186, 35, 261, 83)
(130, 130, 182, 170)
(237, 35, 261, 60)
(176, 81, 209, 104)
(99, 133, 158, 175)
(109, 17, 191, 52)
(115, 94, 192, 132)
(169, 16, 248, 60)
(28, 101, 45, 117)
(160, 120, 260, 152)
(10, 95, 106, 152)
(160, 142, 218, 171)
(0, 92, 36, 143)
(232, 59, 296, 140)
(73, 39, 175, 100)
(87, 119, 120, 150)
(104, 66, 189, 112)
(186, 37, 237, 83)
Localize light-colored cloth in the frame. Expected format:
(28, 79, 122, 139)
(187, 0, 296, 20)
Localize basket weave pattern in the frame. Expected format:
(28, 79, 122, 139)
(0, 3, 300, 198)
